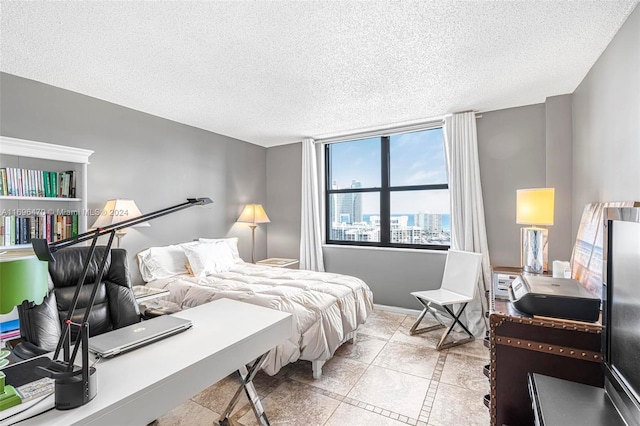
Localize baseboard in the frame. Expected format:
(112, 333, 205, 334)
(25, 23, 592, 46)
(373, 304, 421, 316)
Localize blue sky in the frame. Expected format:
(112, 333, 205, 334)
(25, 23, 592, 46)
(329, 129, 450, 214)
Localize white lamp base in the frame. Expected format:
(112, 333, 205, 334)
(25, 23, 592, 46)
(521, 227, 548, 274)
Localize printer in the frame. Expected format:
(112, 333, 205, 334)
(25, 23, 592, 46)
(508, 275, 600, 322)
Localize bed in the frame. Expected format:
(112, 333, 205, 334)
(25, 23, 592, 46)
(136, 238, 374, 378)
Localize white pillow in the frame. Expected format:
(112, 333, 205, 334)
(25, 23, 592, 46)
(183, 241, 236, 277)
(198, 237, 243, 263)
(137, 245, 189, 282)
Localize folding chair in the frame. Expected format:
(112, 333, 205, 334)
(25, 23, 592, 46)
(410, 249, 483, 350)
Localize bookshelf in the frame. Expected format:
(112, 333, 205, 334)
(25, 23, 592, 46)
(0, 136, 93, 250)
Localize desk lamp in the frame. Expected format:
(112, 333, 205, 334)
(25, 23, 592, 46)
(31, 197, 212, 410)
(236, 204, 270, 263)
(516, 188, 555, 274)
(0, 252, 48, 411)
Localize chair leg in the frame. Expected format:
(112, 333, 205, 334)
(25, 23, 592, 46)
(410, 297, 446, 336)
(435, 303, 475, 350)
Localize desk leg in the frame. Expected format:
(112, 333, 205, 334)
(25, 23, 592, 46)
(216, 353, 270, 426)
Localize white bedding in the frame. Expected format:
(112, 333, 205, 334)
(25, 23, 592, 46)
(143, 262, 374, 375)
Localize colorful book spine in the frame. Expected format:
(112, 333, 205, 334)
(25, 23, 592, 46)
(0, 317, 21, 341)
(0, 168, 6, 196)
(0, 329, 21, 340)
(0, 319, 20, 333)
(0, 212, 80, 246)
(0, 168, 76, 198)
(71, 212, 79, 237)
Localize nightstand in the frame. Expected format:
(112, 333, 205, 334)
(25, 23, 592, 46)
(132, 285, 170, 303)
(132, 286, 177, 317)
(256, 258, 299, 268)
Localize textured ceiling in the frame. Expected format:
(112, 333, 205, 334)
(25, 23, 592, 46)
(1, 1, 638, 147)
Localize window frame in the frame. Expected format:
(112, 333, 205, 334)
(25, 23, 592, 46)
(324, 129, 450, 250)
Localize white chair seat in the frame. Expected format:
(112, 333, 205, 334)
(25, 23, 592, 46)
(411, 289, 473, 306)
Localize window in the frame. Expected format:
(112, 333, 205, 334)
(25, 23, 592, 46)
(325, 127, 450, 249)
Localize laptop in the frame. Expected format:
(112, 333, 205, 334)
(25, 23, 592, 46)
(88, 315, 193, 358)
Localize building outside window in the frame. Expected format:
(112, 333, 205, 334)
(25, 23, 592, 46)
(325, 127, 450, 249)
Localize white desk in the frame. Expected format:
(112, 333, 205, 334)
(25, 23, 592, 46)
(10, 298, 292, 426)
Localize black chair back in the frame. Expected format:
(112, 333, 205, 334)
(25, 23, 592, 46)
(15, 246, 140, 359)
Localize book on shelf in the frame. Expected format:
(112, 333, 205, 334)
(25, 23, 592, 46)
(51, 171, 57, 197)
(67, 170, 76, 198)
(0, 318, 20, 345)
(0, 319, 20, 334)
(0, 213, 79, 246)
(0, 167, 77, 198)
(0, 329, 21, 340)
(43, 171, 51, 197)
(0, 169, 6, 196)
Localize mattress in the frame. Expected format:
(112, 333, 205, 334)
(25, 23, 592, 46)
(143, 262, 374, 375)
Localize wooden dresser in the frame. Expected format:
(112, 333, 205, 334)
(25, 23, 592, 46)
(486, 267, 604, 426)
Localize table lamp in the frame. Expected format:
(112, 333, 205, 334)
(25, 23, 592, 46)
(516, 188, 555, 274)
(0, 252, 48, 411)
(237, 204, 270, 263)
(91, 199, 150, 248)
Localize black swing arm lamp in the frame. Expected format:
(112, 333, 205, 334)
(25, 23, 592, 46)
(30, 197, 212, 410)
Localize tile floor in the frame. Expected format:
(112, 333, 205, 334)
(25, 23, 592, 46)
(155, 309, 490, 426)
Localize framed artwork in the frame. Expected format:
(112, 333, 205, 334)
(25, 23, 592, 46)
(571, 201, 637, 298)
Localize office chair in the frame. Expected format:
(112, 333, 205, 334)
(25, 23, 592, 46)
(11, 246, 141, 360)
(409, 249, 483, 350)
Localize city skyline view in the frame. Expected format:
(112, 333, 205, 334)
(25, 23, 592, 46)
(362, 213, 451, 231)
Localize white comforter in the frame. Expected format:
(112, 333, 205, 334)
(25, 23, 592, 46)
(144, 263, 374, 375)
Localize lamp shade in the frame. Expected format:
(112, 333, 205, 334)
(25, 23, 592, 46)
(516, 188, 555, 226)
(237, 204, 270, 224)
(91, 199, 150, 229)
(0, 252, 49, 314)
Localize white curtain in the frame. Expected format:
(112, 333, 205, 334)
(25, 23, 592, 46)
(444, 112, 491, 337)
(300, 138, 325, 271)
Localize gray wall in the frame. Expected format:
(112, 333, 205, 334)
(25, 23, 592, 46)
(477, 96, 575, 268)
(0, 72, 268, 284)
(545, 95, 574, 265)
(572, 4, 640, 233)
(476, 104, 548, 268)
(323, 246, 447, 309)
(266, 143, 302, 260)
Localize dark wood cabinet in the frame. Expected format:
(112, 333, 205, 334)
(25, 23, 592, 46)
(487, 267, 604, 426)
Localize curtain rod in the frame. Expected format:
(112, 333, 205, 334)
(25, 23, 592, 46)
(313, 112, 482, 144)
